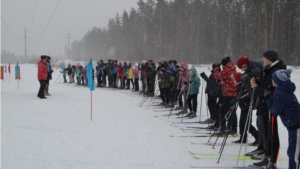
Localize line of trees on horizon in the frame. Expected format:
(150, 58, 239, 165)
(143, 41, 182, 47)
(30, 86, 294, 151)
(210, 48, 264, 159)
(69, 0, 300, 65)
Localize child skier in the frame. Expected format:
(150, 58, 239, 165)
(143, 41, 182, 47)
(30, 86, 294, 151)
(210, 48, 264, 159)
(266, 69, 300, 169)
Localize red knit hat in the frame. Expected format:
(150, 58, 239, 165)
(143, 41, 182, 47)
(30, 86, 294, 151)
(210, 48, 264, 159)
(148, 60, 153, 63)
(234, 72, 243, 83)
(236, 56, 250, 69)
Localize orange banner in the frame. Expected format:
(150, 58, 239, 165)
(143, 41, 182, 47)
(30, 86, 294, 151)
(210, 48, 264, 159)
(15, 66, 21, 80)
(0, 66, 3, 80)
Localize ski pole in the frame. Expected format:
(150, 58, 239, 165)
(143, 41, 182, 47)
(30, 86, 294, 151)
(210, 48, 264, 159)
(199, 78, 204, 122)
(236, 88, 256, 167)
(140, 95, 150, 107)
(217, 133, 229, 163)
(205, 82, 210, 128)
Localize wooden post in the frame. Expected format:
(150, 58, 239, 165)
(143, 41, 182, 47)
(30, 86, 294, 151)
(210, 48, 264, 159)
(91, 91, 92, 121)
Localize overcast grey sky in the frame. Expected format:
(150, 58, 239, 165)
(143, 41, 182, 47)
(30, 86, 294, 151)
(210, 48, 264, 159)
(1, 0, 138, 57)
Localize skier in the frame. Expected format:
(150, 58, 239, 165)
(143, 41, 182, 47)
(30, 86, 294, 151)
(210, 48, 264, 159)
(45, 56, 53, 96)
(233, 55, 260, 145)
(213, 57, 237, 136)
(133, 63, 140, 92)
(185, 67, 200, 118)
(176, 62, 190, 114)
(200, 63, 222, 125)
(146, 62, 157, 96)
(250, 50, 286, 168)
(267, 69, 300, 169)
(37, 55, 48, 99)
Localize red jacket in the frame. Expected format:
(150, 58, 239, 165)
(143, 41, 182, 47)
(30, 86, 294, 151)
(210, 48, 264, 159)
(37, 60, 48, 80)
(117, 65, 124, 79)
(213, 62, 237, 97)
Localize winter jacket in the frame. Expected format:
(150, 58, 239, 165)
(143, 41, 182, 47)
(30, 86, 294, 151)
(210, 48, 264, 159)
(147, 66, 157, 82)
(66, 67, 72, 75)
(76, 68, 82, 77)
(37, 60, 48, 80)
(205, 70, 222, 97)
(178, 69, 190, 91)
(133, 67, 139, 79)
(127, 66, 134, 79)
(46, 62, 52, 79)
(117, 65, 125, 79)
(255, 60, 286, 115)
(112, 65, 117, 75)
(82, 68, 87, 79)
(237, 83, 251, 111)
(266, 80, 300, 129)
(213, 61, 237, 97)
(160, 73, 169, 89)
(188, 67, 201, 95)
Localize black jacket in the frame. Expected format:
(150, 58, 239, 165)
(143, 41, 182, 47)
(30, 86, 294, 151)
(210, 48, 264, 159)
(255, 60, 287, 115)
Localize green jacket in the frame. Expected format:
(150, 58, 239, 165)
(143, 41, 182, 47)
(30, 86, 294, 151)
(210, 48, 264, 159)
(188, 67, 201, 95)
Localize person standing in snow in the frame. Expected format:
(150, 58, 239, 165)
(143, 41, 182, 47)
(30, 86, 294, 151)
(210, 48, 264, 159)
(126, 62, 134, 90)
(185, 67, 200, 118)
(250, 50, 286, 168)
(45, 56, 53, 96)
(213, 56, 237, 136)
(177, 62, 190, 114)
(133, 64, 139, 92)
(37, 55, 48, 99)
(266, 69, 300, 169)
(146, 62, 157, 96)
(233, 55, 261, 145)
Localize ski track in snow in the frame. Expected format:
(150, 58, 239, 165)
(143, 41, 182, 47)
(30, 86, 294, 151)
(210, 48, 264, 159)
(1, 64, 295, 169)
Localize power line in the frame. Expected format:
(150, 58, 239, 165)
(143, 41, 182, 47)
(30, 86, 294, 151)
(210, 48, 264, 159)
(29, 0, 37, 34)
(37, 0, 61, 42)
(1, 16, 19, 44)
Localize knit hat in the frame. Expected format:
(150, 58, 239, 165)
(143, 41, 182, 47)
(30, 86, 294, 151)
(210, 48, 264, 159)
(263, 50, 279, 62)
(236, 56, 250, 69)
(41, 55, 47, 59)
(221, 56, 231, 65)
(180, 62, 188, 70)
(148, 59, 153, 63)
(233, 72, 243, 83)
(272, 69, 292, 85)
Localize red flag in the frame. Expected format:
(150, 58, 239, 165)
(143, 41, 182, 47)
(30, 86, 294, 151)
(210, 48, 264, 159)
(8, 62, 11, 73)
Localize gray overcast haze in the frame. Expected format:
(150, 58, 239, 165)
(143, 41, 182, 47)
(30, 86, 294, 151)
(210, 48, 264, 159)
(1, 0, 138, 58)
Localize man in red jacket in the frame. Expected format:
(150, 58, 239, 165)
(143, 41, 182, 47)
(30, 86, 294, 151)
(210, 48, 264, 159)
(213, 56, 237, 136)
(37, 55, 48, 99)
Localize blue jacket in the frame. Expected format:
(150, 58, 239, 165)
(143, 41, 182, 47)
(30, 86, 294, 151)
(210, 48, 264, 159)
(188, 67, 201, 95)
(266, 80, 300, 129)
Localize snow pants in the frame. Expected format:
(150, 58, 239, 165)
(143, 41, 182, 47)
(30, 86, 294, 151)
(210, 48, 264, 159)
(287, 128, 300, 169)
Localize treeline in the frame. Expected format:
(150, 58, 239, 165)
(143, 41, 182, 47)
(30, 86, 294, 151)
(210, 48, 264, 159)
(70, 0, 300, 65)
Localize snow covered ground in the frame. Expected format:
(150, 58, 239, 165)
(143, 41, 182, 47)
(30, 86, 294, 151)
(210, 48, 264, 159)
(2, 63, 298, 169)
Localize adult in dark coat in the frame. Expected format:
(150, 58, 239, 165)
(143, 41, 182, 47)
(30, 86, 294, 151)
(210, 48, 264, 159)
(250, 50, 287, 168)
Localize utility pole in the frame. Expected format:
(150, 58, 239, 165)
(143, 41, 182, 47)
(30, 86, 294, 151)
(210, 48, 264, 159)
(24, 27, 27, 63)
(68, 31, 70, 60)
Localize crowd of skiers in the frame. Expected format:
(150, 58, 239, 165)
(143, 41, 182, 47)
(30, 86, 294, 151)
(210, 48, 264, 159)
(199, 50, 299, 169)
(37, 49, 299, 169)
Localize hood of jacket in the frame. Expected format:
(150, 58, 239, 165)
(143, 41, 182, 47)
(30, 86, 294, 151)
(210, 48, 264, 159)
(275, 80, 296, 94)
